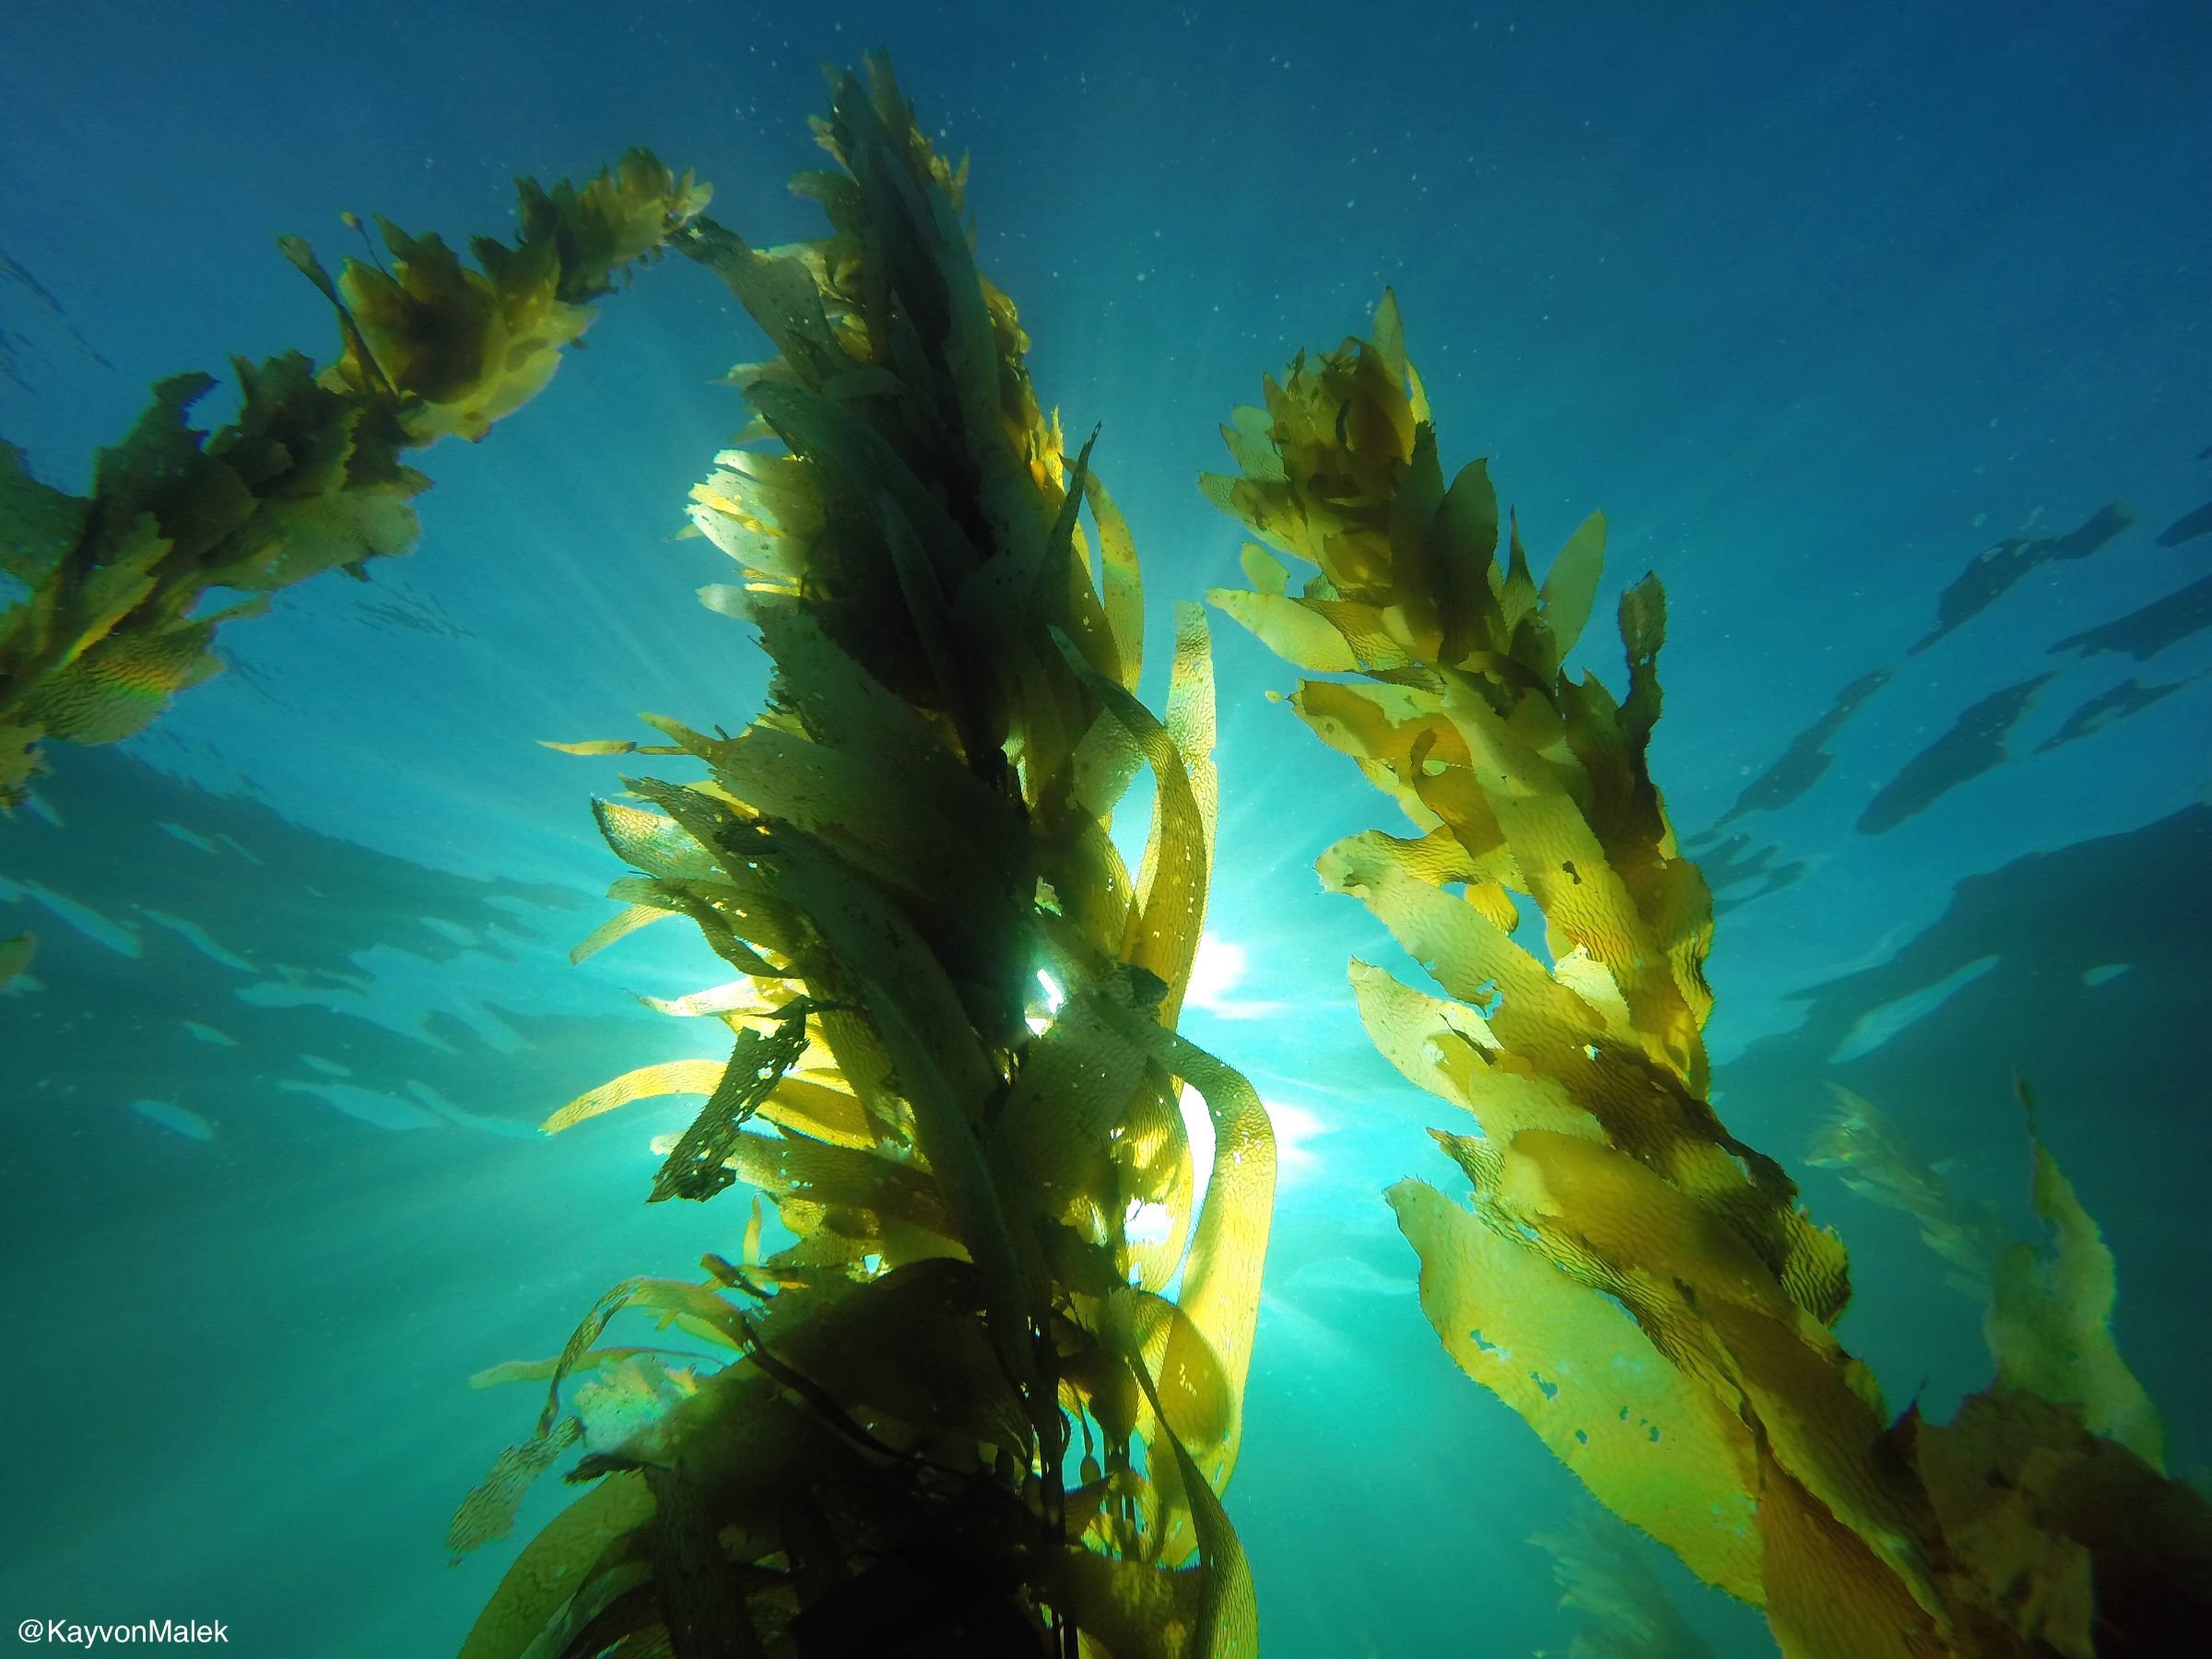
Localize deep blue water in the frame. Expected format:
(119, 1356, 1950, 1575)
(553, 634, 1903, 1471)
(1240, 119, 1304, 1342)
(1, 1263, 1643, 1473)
(3, 3, 2208, 1654)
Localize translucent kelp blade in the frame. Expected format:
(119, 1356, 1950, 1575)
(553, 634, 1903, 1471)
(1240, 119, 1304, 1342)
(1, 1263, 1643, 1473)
(456, 1472, 656, 1659)
(1986, 1086, 2163, 1467)
(542, 1060, 727, 1134)
(1389, 1178, 1764, 1603)
(446, 1418, 583, 1561)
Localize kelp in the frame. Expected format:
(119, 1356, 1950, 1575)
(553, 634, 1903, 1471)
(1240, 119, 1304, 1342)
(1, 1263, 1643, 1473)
(1206, 294, 2212, 1656)
(0, 153, 709, 808)
(1530, 1509, 1717, 1659)
(457, 58, 1271, 1659)
(1806, 1087, 2006, 1299)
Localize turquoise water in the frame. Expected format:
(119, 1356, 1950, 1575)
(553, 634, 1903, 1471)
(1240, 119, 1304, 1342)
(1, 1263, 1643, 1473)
(2, 4, 2208, 1653)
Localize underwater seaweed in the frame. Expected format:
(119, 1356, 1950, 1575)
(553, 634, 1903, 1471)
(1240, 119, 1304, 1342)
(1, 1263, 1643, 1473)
(1806, 1087, 2006, 1298)
(455, 58, 1272, 1659)
(1531, 1508, 1718, 1659)
(1206, 294, 2212, 1657)
(0, 153, 709, 810)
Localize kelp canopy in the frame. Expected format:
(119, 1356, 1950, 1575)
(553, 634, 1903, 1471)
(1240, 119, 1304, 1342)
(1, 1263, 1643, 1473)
(456, 58, 1273, 1659)
(1206, 295, 2212, 1657)
(0, 152, 708, 810)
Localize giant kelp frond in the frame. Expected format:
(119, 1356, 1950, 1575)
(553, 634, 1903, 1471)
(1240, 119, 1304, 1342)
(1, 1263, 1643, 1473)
(459, 57, 1271, 1659)
(1208, 294, 2212, 1658)
(0, 152, 707, 810)
(1807, 1087, 2007, 1298)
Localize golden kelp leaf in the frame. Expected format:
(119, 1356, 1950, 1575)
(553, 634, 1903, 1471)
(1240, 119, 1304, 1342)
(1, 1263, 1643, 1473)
(1986, 1097, 2163, 1468)
(1389, 1178, 1763, 1604)
(1753, 1445, 1947, 1659)
(542, 1059, 729, 1134)
(569, 901, 670, 964)
(1207, 588, 1362, 672)
(541, 738, 641, 756)
(1083, 467, 1145, 690)
(635, 980, 768, 1019)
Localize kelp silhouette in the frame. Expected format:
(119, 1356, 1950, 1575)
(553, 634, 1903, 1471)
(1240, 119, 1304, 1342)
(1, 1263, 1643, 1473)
(453, 59, 1272, 1659)
(0, 154, 708, 810)
(1206, 294, 2212, 1657)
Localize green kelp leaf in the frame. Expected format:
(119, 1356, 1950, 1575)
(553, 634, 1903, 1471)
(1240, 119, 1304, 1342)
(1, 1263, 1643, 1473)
(759, 826, 1042, 1407)
(1083, 465, 1145, 690)
(1537, 509, 1606, 667)
(4, 152, 699, 803)
(593, 797, 721, 881)
(1388, 1178, 1763, 1604)
(1236, 543, 1289, 597)
(0, 443, 88, 584)
(649, 1006, 814, 1202)
(0, 933, 34, 991)
(682, 219, 843, 383)
(1370, 288, 1408, 385)
(1432, 456, 1500, 665)
(1986, 1086, 2163, 1467)
(1808, 1088, 2006, 1297)
(455, 1471, 656, 1659)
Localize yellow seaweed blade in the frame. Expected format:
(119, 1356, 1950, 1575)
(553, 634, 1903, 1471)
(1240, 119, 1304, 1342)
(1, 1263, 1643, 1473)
(541, 1058, 728, 1134)
(1389, 1178, 1764, 1604)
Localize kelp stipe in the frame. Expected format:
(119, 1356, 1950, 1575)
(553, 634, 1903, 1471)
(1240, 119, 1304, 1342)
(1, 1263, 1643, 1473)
(455, 59, 1272, 1659)
(0, 153, 708, 810)
(1206, 295, 2212, 1656)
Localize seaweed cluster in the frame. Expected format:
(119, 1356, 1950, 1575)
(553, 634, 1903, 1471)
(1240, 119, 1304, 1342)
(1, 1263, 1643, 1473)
(0, 152, 708, 809)
(1205, 297, 2212, 1656)
(453, 60, 1272, 1659)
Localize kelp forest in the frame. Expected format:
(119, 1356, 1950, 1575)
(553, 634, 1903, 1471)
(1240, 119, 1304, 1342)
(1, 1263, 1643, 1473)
(3, 51, 2206, 1659)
